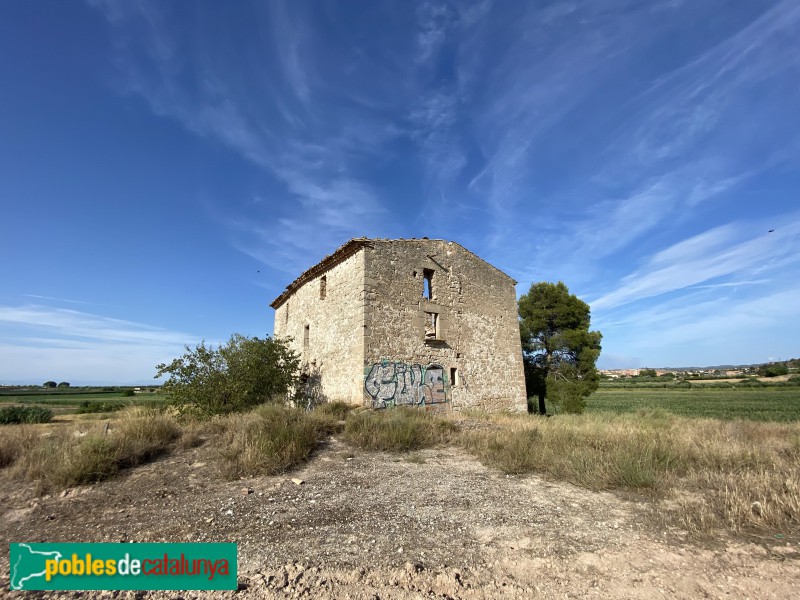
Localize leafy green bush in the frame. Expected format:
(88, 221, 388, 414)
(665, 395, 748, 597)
(76, 400, 125, 414)
(546, 378, 593, 414)
(0, 406, 53, 425)
(758, 363, 789, 377)
(738, 379, 766, 388)
(155, 334, 301, 416)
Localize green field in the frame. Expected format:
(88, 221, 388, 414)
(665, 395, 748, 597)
(588, 386, 800, 421)
(1, 393, 127, 406)
(0, 388, 166, 413)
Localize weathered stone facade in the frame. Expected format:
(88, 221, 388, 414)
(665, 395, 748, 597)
(271, 239, 526, 412)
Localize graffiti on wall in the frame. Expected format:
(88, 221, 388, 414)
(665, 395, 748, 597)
(364, 360, 448, 408)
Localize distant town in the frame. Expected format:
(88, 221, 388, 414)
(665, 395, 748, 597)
(600, 358, 798, 379)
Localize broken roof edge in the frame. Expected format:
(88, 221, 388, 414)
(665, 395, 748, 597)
(269, 238, 373, 309)
(269, 237, 517, 310)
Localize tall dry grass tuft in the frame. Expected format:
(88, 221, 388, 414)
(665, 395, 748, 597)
(3, 407, 181, 492)
(673, 471, 800, 535)
(458, 410, 800, 535)
(0, 426, 41, 469)
(177, 418, 207, 450)
(459, 412, 676, 489)
(111, 407, 180, 468)
(313, 401, 353, 422)
(344, 407, 459, 452)
(660, 418, 800, 535)
(216, 404, 326, 479)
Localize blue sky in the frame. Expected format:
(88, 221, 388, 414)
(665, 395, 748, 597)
(1, 0, 799, 384)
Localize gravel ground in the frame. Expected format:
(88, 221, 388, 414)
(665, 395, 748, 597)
(1, 434, 798, 599)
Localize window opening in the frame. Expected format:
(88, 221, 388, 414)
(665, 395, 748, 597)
(450, 367, 458, 387)
(423, 268, 434, 299)
(320, 275, 327, 300)
(303, 324, 310, 357)
(424, 312, 438, 340)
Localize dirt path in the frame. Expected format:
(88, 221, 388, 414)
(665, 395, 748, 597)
(1, 437, 798, 599)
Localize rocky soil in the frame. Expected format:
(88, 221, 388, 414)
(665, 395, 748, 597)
(1, 435, 798, 599)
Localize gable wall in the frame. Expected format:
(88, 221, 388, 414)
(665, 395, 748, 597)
(362, 240, 526, 412)
(273, 249, 365, 404)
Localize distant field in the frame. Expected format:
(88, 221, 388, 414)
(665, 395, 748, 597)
(588, 387, 800, 422)
(0, 389, 167, 413)
(1, 393, 124, 406)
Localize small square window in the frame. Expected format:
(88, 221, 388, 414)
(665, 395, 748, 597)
(450, 367, 458, 386)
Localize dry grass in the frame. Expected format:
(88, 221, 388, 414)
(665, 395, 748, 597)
(216, 404, 330, 479)
(459, 410, 677, 488)
(110, 407, 180, 468)
(344, 407, 459, 452)
(0, 407, 179, 492)
(2, 400, 796, 537)
(313, 401, 353, 421)
(0, 426, 41, 469)
(175, 416, 208, 450)
(458, 409, 800, 536)
(0, 403, 345, 489)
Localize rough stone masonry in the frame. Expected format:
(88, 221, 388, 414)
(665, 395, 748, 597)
(271, 238, 526, 412)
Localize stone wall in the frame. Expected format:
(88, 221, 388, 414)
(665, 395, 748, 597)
(362, 240, 526, 412)
(273, 250, 365, 404)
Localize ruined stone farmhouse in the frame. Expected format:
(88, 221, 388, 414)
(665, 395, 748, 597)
(270, 238, 526, 412)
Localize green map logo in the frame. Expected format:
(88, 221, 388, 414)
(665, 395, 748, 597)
(9, 543, 237, 591)
(10, 543, 63, 590)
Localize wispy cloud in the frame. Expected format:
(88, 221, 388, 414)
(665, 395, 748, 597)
(0, 304, 201, 384)
(462, 1, 800, 276)
(84, 0, 800, 370)
(0, 305, 197, 347)
(690, 279, 769, 290)
(92, 0, 397, 272)
(408, 90, 466, 187)
(592, 215, 800, 310)
(598, 284, 800, 365)
(22, 294, 93, 306)
(415, 1, 451, 64)
(628, 0, 800, 167)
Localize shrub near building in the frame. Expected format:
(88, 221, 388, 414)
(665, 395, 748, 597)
(155, 334, 300, 417)
(0, 406, 53, 425)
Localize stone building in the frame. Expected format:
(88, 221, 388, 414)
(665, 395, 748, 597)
(270, 238, 526, 412)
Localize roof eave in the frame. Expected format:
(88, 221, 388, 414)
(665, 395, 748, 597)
(269, 238, 373, 309)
